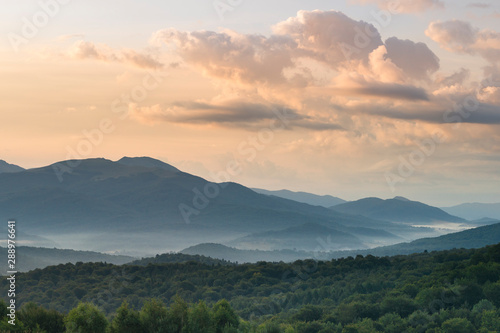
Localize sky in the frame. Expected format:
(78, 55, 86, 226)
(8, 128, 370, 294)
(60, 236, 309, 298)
(1, 0, 500, 206)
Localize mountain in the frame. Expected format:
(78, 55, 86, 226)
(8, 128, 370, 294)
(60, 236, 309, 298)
(117, 156, 180, 173)
(442, 202, 500, 220)
(331, 196, 466, 224)
(188, 222, 500, 262)
(328, 222, 500, 258)
(0, 246, 134, 272)
(252, 188, 346, 207)
(181, 243, 315, 263)
(464, 217, 500, 226)
(0, 160, 24, 173)
(0, 157, 407, 256)
(226, 222, 365, 251)
(128, 252, 233, 266)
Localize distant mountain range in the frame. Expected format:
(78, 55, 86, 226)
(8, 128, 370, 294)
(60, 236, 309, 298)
(442, 202, 500, 220)
(226, 222, 365, 251)
(252, 188, 346, 207)
(181, 243, 315, 263)
(328, 221, 500, 258)
(0, 160, 24, 173)
(0, 246, 134, 272)
(0, 157, 416, 255)
(1, 156, 490, 257)
(331, 196, 466, 224)
(182, 222, 500, 263)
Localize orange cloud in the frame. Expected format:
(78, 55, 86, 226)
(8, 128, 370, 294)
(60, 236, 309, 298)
(68, 40, 164, 69)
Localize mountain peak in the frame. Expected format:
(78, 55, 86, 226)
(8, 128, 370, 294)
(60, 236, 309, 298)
(0, 160, 25, 174)
(117, 156, 180, 173)
(393, 196, 410, 201)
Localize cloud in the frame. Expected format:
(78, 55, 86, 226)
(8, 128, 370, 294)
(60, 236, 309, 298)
(435, 68, 470, 87)
(68, 40, 163, 69)
(128, 99, 343, 131)
(151, 29, 298, 85)
(426, 20, 500, 63)
(354, 0, 444, 13)
(425, 20, 478, 53)
(350, 100, 500, 125)
(272, 10, 383, 65)
(340, 82, 430, 100)
(384, 37, 440, 80)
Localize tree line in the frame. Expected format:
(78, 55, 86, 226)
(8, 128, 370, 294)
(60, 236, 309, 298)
(1, 243, 499, 332)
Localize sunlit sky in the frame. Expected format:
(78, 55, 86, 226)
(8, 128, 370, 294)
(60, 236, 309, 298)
(1, 0, 500, 206)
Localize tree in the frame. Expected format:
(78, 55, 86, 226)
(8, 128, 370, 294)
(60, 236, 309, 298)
(381, 295, 416, 317)
(212, 299, 239, 333)
(188, 301, 213, 333)
(110, 301, 144, 333)
(64, 302, 108, 333)
(18, 302, 65, 333)
(169, 296, 189, 333)
(139, 299, 169, 333)
(292, 305, 323, 322)
(441, 318, 475, 333)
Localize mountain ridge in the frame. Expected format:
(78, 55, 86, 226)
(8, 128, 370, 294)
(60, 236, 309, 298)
(331, 196, 466, 224)
(251, 188, 346, 207)
(0, 160, 24, 173)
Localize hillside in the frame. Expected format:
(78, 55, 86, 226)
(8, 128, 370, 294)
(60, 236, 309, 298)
(0, 160, 24, 173)
(180, 243, 317, 263)
(3, 243, 500, 332)
(331, 196, 466, 224)
(226, 222, 366, 251)
(252, 188, 346, 207)
(128, 252, 233, 266)
(0, 157, 410, 255)
(442, 202, 500, 220)
(328, 222, 500, 258)
(0, 246, 134, 272)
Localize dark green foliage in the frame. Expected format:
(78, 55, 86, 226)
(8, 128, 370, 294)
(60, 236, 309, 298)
(139, 299, 169, 332)
(17, 302, 65, 333)
(1, 243, 500, 332)
(64, 302, 108, 333)
(128, 252, 234, 267)
(109, 301, 144, 333)
(213, 299, 240, 332)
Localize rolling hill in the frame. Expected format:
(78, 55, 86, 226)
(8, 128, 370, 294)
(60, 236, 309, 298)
(327, 221, 500, 258)
(442, 202, 500, 220)
(127, 252, 233, 266)
(252, 188, 346, 207)
(226, 222, 365, 251)
(331, 196, 466, 224)
(180, 243, 316, 263)
(0, 246, 134, 272)
(184, 222, 500, 262)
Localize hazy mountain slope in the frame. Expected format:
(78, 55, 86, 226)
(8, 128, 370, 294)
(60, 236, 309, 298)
(181, 243, 315, 263)
(128, 252, 233, 266)
(0, 246, 134, 272)
(0, 157, 404, 254)
(226, 222, 365, 251)
(185, 223, 500, 262)
(0, 160, 24, 173)
(117, 156, 180, 172)
(442, 202, 500, 220)
(329, 222, 500, 258)
(252, 188, 346, 207)
(331, 196, 466, 224)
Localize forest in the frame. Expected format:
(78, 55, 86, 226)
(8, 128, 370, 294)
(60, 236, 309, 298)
(1, 243, 500, 332)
